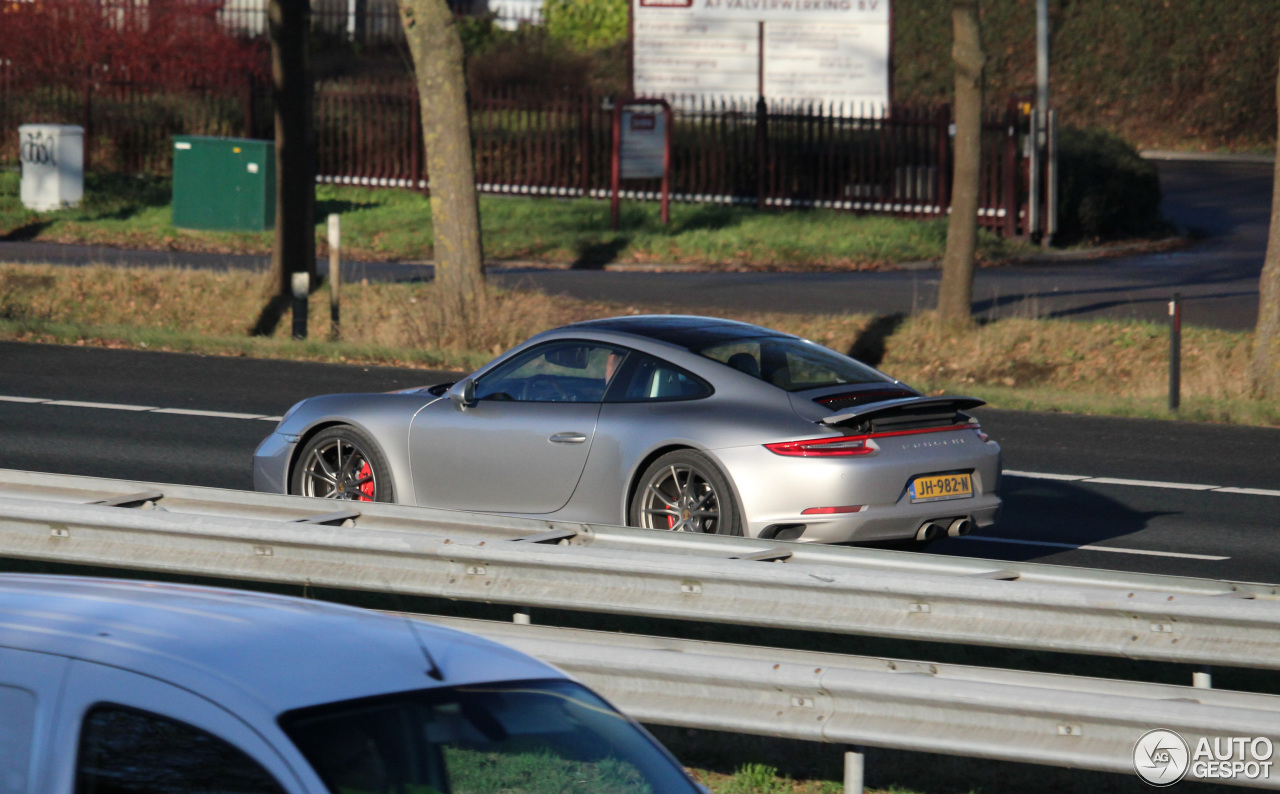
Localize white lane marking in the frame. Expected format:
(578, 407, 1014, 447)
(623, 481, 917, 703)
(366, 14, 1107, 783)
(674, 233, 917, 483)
(1007, 470, 1278, 498)
(46, 400, 157, 412)
(1, 394, 275, 421)
(1004, 470, 1088, 482)
(1215, 486, 1280, 497)
(153, 408, 268, 420)
(958, 535, 1229, 561)
(1084, 476, 1219, 491)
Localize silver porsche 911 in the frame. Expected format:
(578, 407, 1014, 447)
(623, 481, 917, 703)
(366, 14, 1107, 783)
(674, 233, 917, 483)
(254, 315, 1001, 545)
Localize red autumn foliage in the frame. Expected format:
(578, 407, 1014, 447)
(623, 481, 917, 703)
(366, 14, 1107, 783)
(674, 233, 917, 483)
(0, 0, 266, 87)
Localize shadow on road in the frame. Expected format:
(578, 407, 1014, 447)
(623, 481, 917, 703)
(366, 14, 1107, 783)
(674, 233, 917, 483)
(928, 476, 1170, 563)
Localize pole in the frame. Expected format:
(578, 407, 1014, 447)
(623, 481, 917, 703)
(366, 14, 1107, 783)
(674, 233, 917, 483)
(1169, 292, 1182, 412)
(610, 102, 622, 231)
(843, 747, 865, 794)
(660, 102, 670, 225)
(328, 214, 341, 341)
(1035, 0, 1049, 244)
(291, 272, 310, 341)
(1046, 108, 1058, 246)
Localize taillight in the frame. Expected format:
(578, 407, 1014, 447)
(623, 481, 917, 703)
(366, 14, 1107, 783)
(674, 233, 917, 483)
(765, 435, 875, 457)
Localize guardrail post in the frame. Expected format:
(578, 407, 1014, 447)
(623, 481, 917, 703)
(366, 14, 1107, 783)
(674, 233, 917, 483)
(1193, 665, 1212, 689)
(1169, 292, 1182, 412)
(843, 746, 865, 794)
(328, 214, 341, 341)
(513, 607, 531, 625)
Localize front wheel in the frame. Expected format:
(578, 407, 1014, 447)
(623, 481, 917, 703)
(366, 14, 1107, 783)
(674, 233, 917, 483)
(629, 450, 742, 536)
(290, 426, 395, 503)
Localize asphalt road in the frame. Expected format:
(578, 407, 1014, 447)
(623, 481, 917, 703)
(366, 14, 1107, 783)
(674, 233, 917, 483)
(1, 342, 1276, 584)
(0, 159, 1272, 330)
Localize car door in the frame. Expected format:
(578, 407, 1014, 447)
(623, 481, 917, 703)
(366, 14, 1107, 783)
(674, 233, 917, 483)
(44, 660, 312, 794)
(409, 340, 624, 514)
(0, 648, 70, 794)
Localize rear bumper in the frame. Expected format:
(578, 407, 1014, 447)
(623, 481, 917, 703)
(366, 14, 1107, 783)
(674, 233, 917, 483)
(711, 429, 1003, 544)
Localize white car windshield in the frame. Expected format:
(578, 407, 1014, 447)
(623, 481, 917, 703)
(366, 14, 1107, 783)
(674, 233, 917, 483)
(281, 679, 698, 794)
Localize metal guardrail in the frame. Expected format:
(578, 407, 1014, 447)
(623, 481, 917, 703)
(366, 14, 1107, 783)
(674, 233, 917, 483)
(1, 470, 1279, 670)
(419, 616, 1280, 789)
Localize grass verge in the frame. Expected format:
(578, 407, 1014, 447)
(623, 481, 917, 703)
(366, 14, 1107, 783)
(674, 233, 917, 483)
(0, 262, 1275, 426)
(0, 170, 1034, 270)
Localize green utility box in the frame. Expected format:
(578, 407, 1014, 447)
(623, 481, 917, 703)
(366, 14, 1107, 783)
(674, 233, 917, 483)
(171, 136, 275, 231)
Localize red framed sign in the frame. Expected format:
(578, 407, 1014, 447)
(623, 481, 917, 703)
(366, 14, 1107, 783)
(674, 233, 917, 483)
(610, 98, 672, 229)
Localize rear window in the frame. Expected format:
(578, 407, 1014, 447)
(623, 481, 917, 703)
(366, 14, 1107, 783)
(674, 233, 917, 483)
(693, 336, 892, 392)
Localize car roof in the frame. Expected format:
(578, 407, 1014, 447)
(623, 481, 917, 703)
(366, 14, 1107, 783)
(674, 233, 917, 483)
(564, 315, 793, 350)
(0, 575, 559, 714)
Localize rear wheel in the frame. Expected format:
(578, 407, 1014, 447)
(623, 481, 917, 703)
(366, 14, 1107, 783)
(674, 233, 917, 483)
(629, 450, 741, 536)
(290, 426, 394, 503)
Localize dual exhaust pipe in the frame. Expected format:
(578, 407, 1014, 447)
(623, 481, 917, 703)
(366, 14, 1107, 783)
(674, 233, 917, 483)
(915, 516, 973, 542)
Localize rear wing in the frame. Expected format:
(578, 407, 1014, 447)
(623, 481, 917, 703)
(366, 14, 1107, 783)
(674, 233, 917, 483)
(819, 395, 986, 433)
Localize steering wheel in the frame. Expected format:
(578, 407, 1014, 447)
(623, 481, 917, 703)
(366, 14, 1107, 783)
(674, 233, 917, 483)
(522, 374, 572, 402)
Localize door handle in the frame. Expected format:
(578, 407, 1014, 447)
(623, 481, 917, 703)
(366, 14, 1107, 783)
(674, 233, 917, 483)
(549, 432, 588, 444)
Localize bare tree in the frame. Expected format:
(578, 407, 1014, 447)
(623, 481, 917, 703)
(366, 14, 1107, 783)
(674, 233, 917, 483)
(398, 0, 485, 305)
(936, 0, 985, 325)
(1251, 54, 1280, 397)
(251, 0, 316, 337)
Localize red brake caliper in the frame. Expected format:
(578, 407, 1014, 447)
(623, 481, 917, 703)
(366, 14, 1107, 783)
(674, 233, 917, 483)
(357, 461, 374, 501)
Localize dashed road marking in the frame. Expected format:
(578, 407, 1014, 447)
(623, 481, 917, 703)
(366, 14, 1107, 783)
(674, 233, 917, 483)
(957, 535, 1229, 561)
(1006, 470, 1278, 497)
(0, 394, 281, 422)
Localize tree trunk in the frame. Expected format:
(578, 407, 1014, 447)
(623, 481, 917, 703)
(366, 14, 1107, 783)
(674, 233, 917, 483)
(398, 0, 485, 304)
(937, 0, 985, 326)
(252, 0, 316, 337)
(1251, 55, 1280, 397)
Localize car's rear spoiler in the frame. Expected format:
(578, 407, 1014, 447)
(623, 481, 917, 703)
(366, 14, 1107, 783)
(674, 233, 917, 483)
(819, 395, 986, 431)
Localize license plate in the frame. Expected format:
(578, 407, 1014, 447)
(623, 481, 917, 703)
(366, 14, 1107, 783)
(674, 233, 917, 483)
(909, 473, 973, 502)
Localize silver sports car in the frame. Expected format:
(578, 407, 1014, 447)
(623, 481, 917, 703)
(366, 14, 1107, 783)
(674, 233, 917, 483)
(254, 315, 1001, 544)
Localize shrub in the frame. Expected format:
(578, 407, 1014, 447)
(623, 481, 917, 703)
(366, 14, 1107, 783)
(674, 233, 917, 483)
(542, 0, 627, 51)
(1055, 127, 1167, 243)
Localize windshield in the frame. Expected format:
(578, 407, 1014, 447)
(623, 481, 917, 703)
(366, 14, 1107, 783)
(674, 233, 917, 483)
(693, 335, 892, 392)
(281, 679, 698, 794)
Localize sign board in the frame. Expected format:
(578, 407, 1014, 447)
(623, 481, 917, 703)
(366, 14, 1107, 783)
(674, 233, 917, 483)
(633, 0, 890, 107)
(619, 107, 667, 179)
(611, 100, 672, 229)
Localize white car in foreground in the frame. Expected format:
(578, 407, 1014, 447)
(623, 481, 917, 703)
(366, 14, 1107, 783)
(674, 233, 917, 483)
(0, 575, 700, 794)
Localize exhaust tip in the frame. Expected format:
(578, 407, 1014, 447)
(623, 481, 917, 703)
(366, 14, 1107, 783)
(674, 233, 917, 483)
(947, 517, 973, 538)
(915, 522, 944, 542)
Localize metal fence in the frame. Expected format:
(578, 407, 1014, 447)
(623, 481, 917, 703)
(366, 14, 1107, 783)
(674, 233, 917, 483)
(2, 71, 1027, 233)
(1, 468, 1279, 789)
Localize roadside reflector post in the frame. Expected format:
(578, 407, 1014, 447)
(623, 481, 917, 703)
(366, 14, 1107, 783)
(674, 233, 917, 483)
(290, 272, 309, 341)
(844, 746, 865, 794)
(1169, 292, 1182, 412)
(328, 213, 341, 341)
(1193, 665, 1212, 689)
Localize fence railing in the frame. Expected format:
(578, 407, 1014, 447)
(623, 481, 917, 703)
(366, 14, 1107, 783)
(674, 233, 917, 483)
(2, 72, 1027, 233)
(1, 468, 1279, 788)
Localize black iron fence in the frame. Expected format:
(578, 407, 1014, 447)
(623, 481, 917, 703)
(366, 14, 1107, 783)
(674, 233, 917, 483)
(3, 72, 1028, 235)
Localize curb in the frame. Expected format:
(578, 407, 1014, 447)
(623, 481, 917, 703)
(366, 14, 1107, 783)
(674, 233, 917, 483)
(1142, 150, 1275, 164)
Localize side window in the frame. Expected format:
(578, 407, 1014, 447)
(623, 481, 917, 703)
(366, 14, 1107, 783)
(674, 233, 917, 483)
(76, 705, 286, 794)
(474, 341, 627, 403)
(605, 351, 712, 402)
(0, 685, 37, 794)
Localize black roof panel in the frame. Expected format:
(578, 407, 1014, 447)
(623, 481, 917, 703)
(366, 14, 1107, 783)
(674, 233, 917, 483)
(567, 315, 790, 349)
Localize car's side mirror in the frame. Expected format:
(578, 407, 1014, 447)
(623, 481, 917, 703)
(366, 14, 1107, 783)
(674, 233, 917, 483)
(448, 379, 477, 409)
